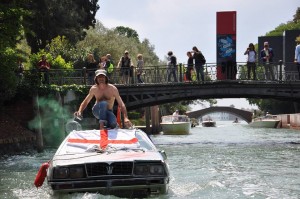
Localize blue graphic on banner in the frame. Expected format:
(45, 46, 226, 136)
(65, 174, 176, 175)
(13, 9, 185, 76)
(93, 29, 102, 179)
(217, 35, 236, 58)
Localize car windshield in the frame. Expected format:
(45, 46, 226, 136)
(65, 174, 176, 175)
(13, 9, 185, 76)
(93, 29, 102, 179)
(135, 130, 156, 151)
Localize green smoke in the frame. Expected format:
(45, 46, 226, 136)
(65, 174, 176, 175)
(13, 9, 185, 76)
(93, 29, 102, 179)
(29, 95, 71, 147)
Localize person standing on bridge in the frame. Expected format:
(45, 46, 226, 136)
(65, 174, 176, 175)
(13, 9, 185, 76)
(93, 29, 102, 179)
(105, 53, 114, 83)
(86, 53, 98, 85)
(192, 46, 206, 82)
(244, 43, 257, 80)
(74, 69, 132, 130)
(294, 36, 300, 80)
(260, 41, 275, 81)
(118, 50, 131, 84)
(186, 51, 194, 81)
(37, 55, 51, 84)
(136, 54, 144, 83)
(167, 51, 178, 82)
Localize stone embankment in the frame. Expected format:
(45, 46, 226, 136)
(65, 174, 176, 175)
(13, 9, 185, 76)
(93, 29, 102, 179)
(276, 113, 300, 130)
(0, 113, 36, 155)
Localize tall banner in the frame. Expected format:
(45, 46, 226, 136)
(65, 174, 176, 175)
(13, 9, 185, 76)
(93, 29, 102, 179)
(216, 11, 237, 80)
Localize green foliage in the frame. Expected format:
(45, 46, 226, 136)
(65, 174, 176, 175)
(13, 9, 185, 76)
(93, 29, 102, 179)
(249, 99, 298, 114)
(76, 22, 160, 66)
(293, 8, 300, 23)
(0, 48, 18, 105)
(0, 1, 31, 105)
(266, 7, 300, 36)
(266, 22, 300, 36)
(52, 55, 72, 69)
(46, 36, 76, 63)
(128, 112, 141, 120)
(23, 0, 100, 53)
(114, 26, 140, 41)
(131, 118, 146, 126)
(0, 1, 29, 49)
(160, 102, 190, 116)
(29, 49, 73, 70)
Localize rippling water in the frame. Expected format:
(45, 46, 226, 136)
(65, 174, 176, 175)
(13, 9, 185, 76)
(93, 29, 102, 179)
(1, 121, 299, 199)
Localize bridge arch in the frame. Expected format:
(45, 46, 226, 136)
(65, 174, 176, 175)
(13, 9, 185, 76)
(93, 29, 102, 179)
(186, 106, 253, 123)
(118, 82, 300, 111)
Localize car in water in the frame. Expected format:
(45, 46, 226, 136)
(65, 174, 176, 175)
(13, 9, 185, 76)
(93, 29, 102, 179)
(36, 128, 169, 198)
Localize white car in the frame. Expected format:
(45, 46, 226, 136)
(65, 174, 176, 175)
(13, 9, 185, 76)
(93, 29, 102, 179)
(45, 128, 169, 198)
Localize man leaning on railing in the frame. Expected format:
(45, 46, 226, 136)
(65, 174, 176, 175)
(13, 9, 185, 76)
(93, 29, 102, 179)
(37, 55, 50, 84)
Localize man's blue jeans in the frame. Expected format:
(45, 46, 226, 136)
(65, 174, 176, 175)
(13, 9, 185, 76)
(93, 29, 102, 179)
(92, 101, 117, 129)
(195, 64, 204, 81)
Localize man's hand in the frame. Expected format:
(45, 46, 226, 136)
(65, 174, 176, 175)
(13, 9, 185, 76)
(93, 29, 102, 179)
(124, 118, 132, 129)
(74, 111, 82, 120)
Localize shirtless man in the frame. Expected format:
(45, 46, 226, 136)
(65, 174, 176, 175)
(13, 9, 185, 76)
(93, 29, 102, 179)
(74, 69, 132, 129)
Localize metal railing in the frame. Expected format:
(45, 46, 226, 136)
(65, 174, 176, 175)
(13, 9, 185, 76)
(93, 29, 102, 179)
(20, 61, 300, 86)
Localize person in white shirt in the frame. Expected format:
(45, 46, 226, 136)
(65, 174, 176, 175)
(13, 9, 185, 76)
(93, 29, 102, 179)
(294, 36, 300, 80)
(173, 110, 179, 116)
(244, 43, 257, 80)
(172, 110, 179, 122)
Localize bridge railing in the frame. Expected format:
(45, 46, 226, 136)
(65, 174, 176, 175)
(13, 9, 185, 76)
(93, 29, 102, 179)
(19, 61, 299, 86)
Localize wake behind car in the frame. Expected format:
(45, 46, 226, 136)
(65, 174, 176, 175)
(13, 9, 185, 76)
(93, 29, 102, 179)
(34, 128, 169, 198)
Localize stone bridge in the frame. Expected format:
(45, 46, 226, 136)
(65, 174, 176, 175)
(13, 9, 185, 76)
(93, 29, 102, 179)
(186, 106, 253, 123)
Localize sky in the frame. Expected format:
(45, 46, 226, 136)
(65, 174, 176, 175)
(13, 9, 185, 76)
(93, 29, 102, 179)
(96, 0, 299, 109)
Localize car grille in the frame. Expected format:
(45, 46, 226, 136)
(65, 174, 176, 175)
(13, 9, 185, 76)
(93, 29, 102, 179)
(86, 162, 133, 177)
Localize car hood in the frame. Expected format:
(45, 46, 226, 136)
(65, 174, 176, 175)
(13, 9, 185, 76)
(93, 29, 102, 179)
(51, 150, 164, 167)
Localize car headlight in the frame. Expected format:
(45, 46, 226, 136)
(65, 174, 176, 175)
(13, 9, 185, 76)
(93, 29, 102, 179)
(53, 167, 69, 179)
(134, 165, 149, 175)
(134, 164, 165, 176)
(70, 167, 85, 178)
(149, 165, 164, 175)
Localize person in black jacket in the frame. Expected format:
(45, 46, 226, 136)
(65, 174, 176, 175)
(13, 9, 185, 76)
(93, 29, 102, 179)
(167, 51, 178, 82)
(118, 51, 131, 84)
(260, 41, 275, 80)
(86, 53, 98, 85)
(192, 46, 206, 82)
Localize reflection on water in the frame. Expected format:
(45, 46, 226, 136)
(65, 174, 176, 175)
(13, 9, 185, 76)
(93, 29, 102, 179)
(0, 121, 299, 199)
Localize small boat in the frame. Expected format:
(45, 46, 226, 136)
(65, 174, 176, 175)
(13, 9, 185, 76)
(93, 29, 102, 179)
(202, 119, 216, 127)
(249, 114, 280, 128)
(34, 126, 170, 198)
(233, 118, 239, 123)
(160, 115, 191, 135)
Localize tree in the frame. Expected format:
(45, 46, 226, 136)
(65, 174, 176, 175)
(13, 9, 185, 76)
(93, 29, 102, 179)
(0, 0, 30, 105)
(293, 7, 300, 23)
(76, 22, 160, 66)
(23, 0, 100, 53)
(114, 26, 139, 41)
(266, 7, 300, 36)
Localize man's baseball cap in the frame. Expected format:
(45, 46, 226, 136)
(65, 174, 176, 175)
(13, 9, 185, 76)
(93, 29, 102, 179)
(95, 69, 108, 78)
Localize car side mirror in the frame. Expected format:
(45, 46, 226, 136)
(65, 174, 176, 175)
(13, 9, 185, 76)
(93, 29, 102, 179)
(159, 150, 167, 160)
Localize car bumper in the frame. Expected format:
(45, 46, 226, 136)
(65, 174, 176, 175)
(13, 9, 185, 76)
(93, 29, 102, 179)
(48, 177, 169, 196)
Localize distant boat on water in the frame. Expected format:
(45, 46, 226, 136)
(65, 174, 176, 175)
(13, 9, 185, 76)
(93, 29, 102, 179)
(160, 115, 191, 135)
(249, 114, 280, 128)
(233, 118, 239, 123)
(202, 118, 216, 127)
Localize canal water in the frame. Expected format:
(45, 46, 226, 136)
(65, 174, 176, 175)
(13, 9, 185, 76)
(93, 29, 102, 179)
(0, 121, 299, 199)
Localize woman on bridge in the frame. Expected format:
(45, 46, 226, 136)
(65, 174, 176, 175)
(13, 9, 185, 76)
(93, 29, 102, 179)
(244, 43, 257, 80)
